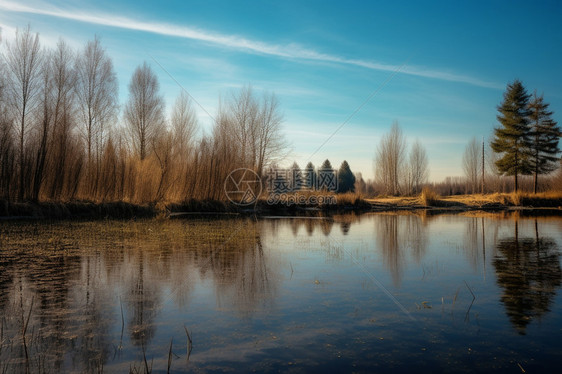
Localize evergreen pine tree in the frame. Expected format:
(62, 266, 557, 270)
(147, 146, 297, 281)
(337, 160, 356, 193)
(320, 159, 333, 169)
(304, 161, 316, 190)
(528, 93, 561, 193)
(491, 80, 532, 192)
(290, 161, 302, 191)
(318, 159, 335, 191)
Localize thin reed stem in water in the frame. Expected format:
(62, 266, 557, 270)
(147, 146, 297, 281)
(167, 339, 173, 373)
(184, 325, 193, 362)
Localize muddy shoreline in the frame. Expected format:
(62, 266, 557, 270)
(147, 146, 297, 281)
(1, 197, 561, 220)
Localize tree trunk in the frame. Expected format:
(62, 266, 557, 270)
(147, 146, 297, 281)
(514, 147, 518, 193)
(481, 137, 485, 194)
(19, 110, 25, 201)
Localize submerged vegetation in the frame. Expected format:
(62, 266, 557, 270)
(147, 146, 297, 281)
(0, 218, 270, 373)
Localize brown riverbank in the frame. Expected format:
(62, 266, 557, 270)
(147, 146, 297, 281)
(1, 192, 561, 220)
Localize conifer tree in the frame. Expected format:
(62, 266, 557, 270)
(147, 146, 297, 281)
(304, 161, 316, 190)
(337, 160, 356, 193)
(290, 161, 302, 191)
(528, 93, 561, 193)
(491, 80, 532, 192)
(318, 159, 335, 191)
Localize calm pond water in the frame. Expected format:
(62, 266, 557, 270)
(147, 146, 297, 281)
(1, 212, 561, 373)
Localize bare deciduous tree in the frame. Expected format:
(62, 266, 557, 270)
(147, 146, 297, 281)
(124, 62, 165, 161)
(75, 36, 118, 195)
(226, 86, 287, 176)
(45, 39, 78, 200)
(409, 139, 429, 194)
(374, 122, 406, 195)
(4, 25, 43, 201)
(254, 91, 287, 178)
(32, 53, 53, 201)
(171, 92, 198, 157)
(463, 137, 480, 194)
(230, 85, 258, 167)
(485, 139, 504, 192)
(1, 28, 297, 205)
(170, 92, 198, 199)
(0, 58, 15, 199)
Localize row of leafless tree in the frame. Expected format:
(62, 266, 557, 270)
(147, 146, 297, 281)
(373, 122, 429, 196)
(370, 122, 560, 197)
(460, 136, 562, 194)
(0, 26, 286, 203)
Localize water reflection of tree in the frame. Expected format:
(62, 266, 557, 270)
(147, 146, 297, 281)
(403, 214, 428, 263)
(493, 219, 562, 334)
(305, 219, 315, 236)
(463, 217, 484, 270)
(374, 214, 428, 286)
(278, 215, 360, 238)
(0, 225, 99, 373)
(376, 215, 403, 285)
(194, 224, 276, 317)
(0, 219, 280, 370)
(334, 213, 361, 236)
(340, 222, 351, 235)
(74, 253, 113, 372)
(127, 250, 159, 347)
(0, 259, 12, 311)
(290, 219, 300, 236)
(320, 219, 334, 236)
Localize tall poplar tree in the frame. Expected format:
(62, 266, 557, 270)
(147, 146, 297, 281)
(124, 62, 165, 161)
(491, 80, 532, 192)
(5, 26, 43, 201)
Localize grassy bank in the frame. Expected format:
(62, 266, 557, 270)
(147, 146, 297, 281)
(367, 191, 562, 210)
(2, 191, 561, 220)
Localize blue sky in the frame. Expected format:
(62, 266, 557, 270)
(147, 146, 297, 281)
(1, 0, 561, 181)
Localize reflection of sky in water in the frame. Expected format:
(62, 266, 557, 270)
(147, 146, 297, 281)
(0, 213, 561, 373)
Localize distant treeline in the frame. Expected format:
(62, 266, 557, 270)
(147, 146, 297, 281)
(0, 26, 287, 203)
(366, 80, 562, 197)
(1, 27, 560, 204)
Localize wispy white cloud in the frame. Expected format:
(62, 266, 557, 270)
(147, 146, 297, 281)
(0, 22, 16, 44)
(0, 0, 502, 89)
(0, 17, 80, 49)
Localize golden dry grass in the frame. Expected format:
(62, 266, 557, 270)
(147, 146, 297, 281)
(442, 191, 562, 207)
(367, 191, 562, 209)
(420, 187, 439, 206)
